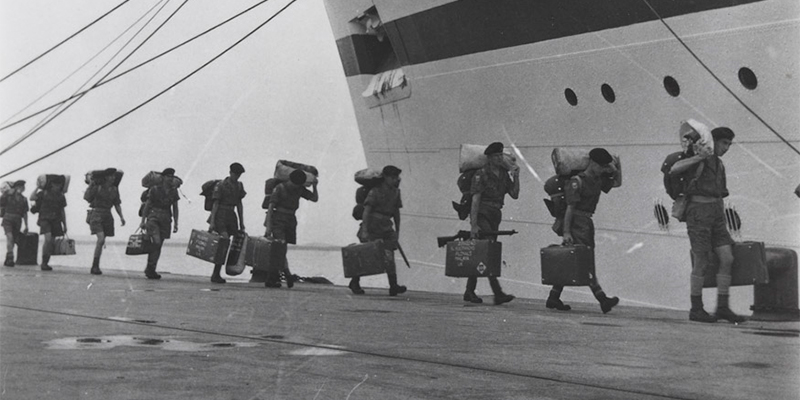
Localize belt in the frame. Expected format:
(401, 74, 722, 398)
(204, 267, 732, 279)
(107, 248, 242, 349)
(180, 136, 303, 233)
(274, 207, 295, 214)
(691, 196, 722, 203)
(90, 207, 111, 212)
(217, 204, 236, 210)
(481, 201, 503, 209)
(374, 211, 395, 218)
(573, 210, 594, 218)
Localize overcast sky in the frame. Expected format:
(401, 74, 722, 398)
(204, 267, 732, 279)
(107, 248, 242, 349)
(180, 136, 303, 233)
(0, 0, 366, 245)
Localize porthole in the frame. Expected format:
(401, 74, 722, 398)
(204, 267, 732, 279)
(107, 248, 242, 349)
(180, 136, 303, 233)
(663, 76, 680, 97)
(564, 88, 578, 106)
(601, 83, 615, 103)
(738, 67, 758, 90)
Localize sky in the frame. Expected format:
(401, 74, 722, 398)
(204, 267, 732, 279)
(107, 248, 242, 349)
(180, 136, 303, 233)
(0, 0, 366, 245)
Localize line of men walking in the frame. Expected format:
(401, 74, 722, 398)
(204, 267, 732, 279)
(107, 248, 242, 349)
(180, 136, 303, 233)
(0, 126, 754, 322)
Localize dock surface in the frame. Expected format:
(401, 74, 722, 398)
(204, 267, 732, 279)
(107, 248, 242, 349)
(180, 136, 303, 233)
(1, 251, 799, 400)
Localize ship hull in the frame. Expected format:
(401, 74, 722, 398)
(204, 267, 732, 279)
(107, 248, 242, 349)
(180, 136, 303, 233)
(324, 0, 800, 310)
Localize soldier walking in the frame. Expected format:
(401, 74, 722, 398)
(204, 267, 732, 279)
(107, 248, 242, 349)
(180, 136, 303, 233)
(140, 168, 180, 280)
(208, 163, 246, 284)
(465, 143, 518, 305)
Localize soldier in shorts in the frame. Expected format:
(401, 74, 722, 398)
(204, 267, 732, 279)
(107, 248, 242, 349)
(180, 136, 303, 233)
(140, 168, 180, 280)
(465, 143, 518, 305)
(547, 148, 620, 314)
(208, 163, 246, 283)
(84, 168, 126, 275)
(354, 165, 407, 296)
(669, 127, 744, 323)
(37, 178, 67, 271)
(264, 169, 319, 288)
(1, 180, 29, 267)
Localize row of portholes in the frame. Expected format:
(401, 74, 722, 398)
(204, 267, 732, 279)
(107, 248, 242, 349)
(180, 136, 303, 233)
(564, 67, 759, 106)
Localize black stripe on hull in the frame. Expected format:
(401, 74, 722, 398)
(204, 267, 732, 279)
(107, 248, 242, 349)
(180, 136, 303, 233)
(337, 0, 765, 77)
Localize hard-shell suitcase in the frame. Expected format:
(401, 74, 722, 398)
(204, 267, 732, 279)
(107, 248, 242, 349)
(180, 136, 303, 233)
(540, 244, 595, 286)
(186, 229, 229, 264)
(225, 231, 248, 276)
(700, 241, 769, 287)
(752, 247, 799, 321)
(445, 239, 501, 277)
(342, 240, 395, 278)
(15, 232, 38, 265)
(246, 236, 286, 273)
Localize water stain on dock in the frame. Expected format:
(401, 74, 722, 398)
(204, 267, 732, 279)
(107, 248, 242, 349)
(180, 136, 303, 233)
(44, 335, 257, 351)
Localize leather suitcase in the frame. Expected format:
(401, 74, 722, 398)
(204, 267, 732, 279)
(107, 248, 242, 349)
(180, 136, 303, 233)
(16, 232, 39, 265)
(225, 231, 248, 276)
(186, 229, 229, 264)
(699, 241, 769, 287)
(540, 244, 595, 286)
(246, 236, 286, 273)
(342, 240, 395, 278)
(445, 239, 501, 277)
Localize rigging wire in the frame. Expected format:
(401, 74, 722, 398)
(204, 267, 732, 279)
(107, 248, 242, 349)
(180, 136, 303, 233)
(0, 0, 272, 133)
(641, 0, 800, 157)
(0, 0, 300, 179)
(0, 0, 132, 84)
(0, 0, 180, 157)
(0, 0, 169, 130)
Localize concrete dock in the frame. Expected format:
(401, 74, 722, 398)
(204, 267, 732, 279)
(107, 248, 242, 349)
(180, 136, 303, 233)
(1, 252, 798, 399)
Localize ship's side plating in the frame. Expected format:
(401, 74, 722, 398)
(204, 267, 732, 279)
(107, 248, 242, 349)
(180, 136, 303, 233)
(323, 0, 800, 310)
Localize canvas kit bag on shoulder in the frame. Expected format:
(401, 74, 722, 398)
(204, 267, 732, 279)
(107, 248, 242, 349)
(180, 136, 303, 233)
(52, 235, 76, 256)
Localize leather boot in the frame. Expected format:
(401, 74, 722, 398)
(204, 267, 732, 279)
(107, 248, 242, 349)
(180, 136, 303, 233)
(4, 252, 14, 267)
(387, 273, 406, 296)
(210, 263, 225, 283)
(715, 295, 745, 323)
(689, 295, 717, 323)
(90, 257, 102, 275)
(349, 278, 365, 295)
(489, 277, 514, 305)
(41, 255, 52, 271)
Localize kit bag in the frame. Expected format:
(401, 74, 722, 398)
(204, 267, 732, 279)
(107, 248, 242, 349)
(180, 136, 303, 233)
(126, 228, 152, 256)
(670, 163, 705, 222)
(52, 235, 76, 256)
(200, 180, 221, 211)
(273, 160, 318, 186)
(225, 231, 249, 276)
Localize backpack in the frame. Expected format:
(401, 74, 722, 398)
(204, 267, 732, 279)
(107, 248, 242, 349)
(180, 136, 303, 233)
(352, 185, 372, 220)
(262, 178, 282, 209)
(661, 151, 692, 200)
(200, 179, 221, 211)
(451, 169, 479, 220)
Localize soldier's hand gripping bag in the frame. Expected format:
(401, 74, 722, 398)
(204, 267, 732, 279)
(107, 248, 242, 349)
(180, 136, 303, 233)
(245, 236, 286, 274)
(342, 240, 396, 278)
(445, 239, 502, 277)
(699, 241, 769, 287)
(540, 244, 595, 286)
(186, 229, 230, 264)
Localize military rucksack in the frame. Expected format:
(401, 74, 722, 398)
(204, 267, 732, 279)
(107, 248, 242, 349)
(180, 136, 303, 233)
(451, 169, 479, 220)
(352, 185, 371, 220)
(262, 178, 282, 210)
(200, 179, 221, 211)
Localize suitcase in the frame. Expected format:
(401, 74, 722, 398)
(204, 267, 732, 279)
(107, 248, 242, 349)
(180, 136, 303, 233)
(15, 232, 38, 265)
(186, 229, 230, 264)
(225, 231, 248, 276)
(445, 239, 501, 277)
(540, 244, 595, 286)
(342, 240, 395, 278)
(699, 241, 769, 287)
(246, 236, 286, 273)
(52, 236, 76, 256)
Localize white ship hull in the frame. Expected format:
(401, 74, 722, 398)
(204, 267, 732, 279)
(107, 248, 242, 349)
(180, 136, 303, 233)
(323, 0, 800, 310)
